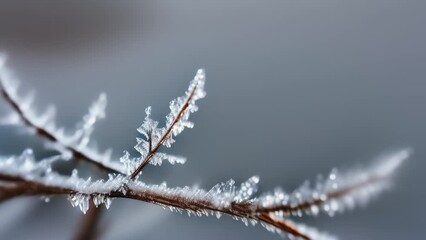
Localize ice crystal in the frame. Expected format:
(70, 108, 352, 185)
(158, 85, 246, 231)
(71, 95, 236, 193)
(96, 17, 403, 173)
(69, 193, 91, 214)
(235, 176, 260, 202)
(0, 149, 59, 178)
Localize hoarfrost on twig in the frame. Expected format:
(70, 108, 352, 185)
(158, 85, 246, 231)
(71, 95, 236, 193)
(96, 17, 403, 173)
(0, 57, 409, 240)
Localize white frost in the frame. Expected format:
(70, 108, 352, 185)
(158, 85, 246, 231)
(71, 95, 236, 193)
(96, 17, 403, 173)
(258, 149, 411, 217)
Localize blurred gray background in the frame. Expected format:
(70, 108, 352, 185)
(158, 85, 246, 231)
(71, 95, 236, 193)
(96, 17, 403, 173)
(0, 1, 425, 239)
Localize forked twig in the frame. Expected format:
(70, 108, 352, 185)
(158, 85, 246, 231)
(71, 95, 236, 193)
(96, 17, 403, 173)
(130, 80, 199, 179)
(0, 61, 408, 239)
(0, 148, 408, 240)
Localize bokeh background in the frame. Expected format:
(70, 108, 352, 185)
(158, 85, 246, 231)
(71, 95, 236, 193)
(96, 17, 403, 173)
(0, 1, 425, 239)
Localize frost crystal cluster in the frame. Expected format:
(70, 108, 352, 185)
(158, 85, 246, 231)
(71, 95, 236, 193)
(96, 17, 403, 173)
(120, 69, 205, 177)
(0, 55, 409, 240)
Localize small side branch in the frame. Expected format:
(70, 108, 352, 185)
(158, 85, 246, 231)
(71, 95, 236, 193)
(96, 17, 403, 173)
(129, 81, 199, 179)
(0, 79, 122, 174)
(256, 175, 381, 214)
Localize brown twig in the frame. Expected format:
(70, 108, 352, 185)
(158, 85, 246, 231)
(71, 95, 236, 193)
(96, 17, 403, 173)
(0, 171, 384, 239)
(256, 175, 381, 214)
(0, 68, 402, 239)
(258, 212, 311, 240)
(0, 179, 309, 238)
(129, 81, 199, 179)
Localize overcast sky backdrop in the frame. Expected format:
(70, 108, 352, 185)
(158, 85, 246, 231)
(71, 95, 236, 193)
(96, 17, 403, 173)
(0, 1, 425, 239)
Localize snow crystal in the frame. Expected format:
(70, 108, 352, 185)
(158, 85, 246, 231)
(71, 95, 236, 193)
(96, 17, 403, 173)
(149, 153, 186, 166)
(0, 149, 59, 178)
(235, 176, 259, 202)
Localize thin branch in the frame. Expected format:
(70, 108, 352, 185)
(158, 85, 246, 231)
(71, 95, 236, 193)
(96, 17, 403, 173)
(258, 212, 310, 240)
(0, 173, 26, 182)
(0, 182, 29, 202)
(256, 175, 381, 214)
(72, 202, 103, 240)
(0, 180, 309, 239)
(129, 81, 199, 179)
(0, 180, 71, 203)
(0, 79, 122, 174)
(0, 177, 293, 232)
(0, 169, 385, 239)
(0, 148, 407, 239)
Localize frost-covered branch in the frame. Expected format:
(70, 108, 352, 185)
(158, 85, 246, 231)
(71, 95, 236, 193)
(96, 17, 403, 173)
(0, 57, 410, 239)
(0, 59, 123, 174)
(0, 148, 409, 240)
(128, 69, 206, 179)
(255, 150, 411, 217)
